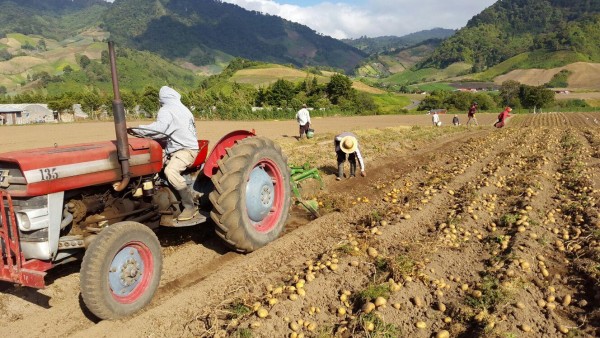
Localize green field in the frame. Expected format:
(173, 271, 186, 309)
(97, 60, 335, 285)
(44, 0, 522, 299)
(372, 93, 411, 114)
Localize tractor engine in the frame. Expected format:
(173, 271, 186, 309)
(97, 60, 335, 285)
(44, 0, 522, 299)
(0, 138, 165, 261)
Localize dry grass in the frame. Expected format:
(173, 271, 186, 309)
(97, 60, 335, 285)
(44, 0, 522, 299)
(494, 62, 600, 89)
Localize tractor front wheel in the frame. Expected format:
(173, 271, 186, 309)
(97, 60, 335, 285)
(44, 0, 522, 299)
(80, 221, 162, 320)
(209, 137, 291, 252)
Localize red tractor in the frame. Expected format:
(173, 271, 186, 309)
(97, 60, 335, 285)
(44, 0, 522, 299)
(0, 42, 291, 319)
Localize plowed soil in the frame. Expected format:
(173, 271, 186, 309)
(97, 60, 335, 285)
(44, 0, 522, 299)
(1, 112, 599, 338)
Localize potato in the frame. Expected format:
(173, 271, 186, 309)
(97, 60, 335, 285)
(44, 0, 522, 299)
(367, 247, 378, 258)
(361, 302, 375, 314)
(374, 297, 387, 307)
(436, 330, 450, 338)
(256, 308, 269, 318)
(415, 321, 427, 329)
(289, 322, 300, 332)
(562, 294, 571, 306)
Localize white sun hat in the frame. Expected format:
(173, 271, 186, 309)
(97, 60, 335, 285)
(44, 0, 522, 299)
(340, 135, 358, 154)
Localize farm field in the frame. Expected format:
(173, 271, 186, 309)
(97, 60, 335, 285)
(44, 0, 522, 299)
(0, 112, 599, 338)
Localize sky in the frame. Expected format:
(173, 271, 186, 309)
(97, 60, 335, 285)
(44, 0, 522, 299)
(218, 0, 498, 39)
(104, 0, 498, 39)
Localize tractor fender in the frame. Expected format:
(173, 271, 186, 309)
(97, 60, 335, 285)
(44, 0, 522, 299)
(203, 130, 256, 178)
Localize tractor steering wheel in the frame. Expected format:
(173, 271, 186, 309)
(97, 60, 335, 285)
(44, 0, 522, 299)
(127, 127, 171, 141)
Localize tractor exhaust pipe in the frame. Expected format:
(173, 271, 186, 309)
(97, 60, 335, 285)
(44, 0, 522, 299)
(108, 41, 130, 192)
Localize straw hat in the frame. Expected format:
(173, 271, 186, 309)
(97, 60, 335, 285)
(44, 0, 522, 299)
(340, 135, 358, 154)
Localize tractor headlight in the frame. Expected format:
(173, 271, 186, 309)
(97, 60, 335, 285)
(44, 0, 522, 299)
(16, 212, 31, 230)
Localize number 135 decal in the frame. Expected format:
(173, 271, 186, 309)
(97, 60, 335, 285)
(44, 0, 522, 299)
(39, 168, 59, 181)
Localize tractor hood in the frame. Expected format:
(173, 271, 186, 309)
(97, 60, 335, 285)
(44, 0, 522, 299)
(0, 138, 163, 197)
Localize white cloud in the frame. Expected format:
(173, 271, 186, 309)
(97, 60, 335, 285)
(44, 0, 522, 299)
(220, 0, 497, 39)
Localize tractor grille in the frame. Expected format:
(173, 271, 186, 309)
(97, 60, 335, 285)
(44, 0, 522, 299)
(0, 190, 21, 283)
(0, 162, 26, 193)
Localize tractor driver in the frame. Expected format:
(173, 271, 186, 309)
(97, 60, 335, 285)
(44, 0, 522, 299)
(136, 86, 199, 221)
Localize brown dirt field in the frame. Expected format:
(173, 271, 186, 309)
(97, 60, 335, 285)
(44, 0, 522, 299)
(1, 113, 599, 338)
(352, 82, 386, 94)
(0, 56, 46, 75)
(494, 62, 600, 90)
(0, 113, 498, 153)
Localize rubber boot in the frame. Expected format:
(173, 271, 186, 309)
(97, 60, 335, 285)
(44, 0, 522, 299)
(177, 188, 198, 221)
(337, 162, 344, 180)
(349, 161, 356, 178)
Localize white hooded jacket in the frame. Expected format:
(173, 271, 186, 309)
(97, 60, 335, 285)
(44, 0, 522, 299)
(138, 86, 198, 154)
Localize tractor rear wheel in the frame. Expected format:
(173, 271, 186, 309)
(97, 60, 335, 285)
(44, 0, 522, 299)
(80, 221, 162, 319)
(209, 136, 291, 252)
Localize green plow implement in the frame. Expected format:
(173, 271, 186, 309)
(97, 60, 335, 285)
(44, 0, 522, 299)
(290, 162, 324, 218)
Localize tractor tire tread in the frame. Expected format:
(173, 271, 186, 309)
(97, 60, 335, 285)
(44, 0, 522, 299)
(80, 222, 162, 320)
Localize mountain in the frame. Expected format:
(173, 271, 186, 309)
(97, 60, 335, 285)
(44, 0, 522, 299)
(419, 0, 600, 72)
(103, 0, 366, 73)
(0, 0, 366, 74)
(355, 39, 444, 78)
(343, 28, 455, 55)
(0, 0, 108, 41)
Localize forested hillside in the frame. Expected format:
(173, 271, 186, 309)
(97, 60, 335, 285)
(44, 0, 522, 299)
(0, 0, 108, 40)
(0, 0, 366, 73)
(419, 0, 600, 71)
(103, 0, 366, 72)
(343, 28, 455, 55)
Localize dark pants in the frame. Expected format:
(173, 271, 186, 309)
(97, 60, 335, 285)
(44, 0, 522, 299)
(337, 150, 357, 178)
(299, 123, 310, 138)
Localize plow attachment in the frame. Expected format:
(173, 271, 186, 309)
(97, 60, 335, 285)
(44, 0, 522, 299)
(290, 163, 324, 218)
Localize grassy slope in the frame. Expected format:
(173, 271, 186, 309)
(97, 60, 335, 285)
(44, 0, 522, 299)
(474, 50, 593, 81)
(228, 63, 386, 95)
(0, 30, 203, 94)
(0, 31, 106, 90)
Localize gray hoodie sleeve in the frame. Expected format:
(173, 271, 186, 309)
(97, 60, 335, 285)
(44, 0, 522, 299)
(138, 108, 173, 135)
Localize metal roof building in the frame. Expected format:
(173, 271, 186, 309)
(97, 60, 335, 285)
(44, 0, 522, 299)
(0, 104, 55, 125)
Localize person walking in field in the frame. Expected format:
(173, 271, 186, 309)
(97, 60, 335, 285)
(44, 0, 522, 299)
(466, 101, 479, 127)
(494, 106, 512, 128)
(334, 132, 366, 180)
(432, 111, 441, 126)
(295, 103, 311, 140)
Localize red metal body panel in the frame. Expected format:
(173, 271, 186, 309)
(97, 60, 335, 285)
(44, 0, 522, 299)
(0, 138, 164, 197)
(0, 191, 53, 288)
(190, 140, 210, 170)
(203, 130, 255, 177)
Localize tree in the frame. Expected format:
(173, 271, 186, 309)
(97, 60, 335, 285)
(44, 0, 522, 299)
(353, 92, 377, 114)
(500, 80, 521, 106)
(80, 91, 103, 117)
(519, 85, 555, 110)
(36, 39, 46, 51)
(101, 50, 109, 65)
(326, 74, 353, 104)
(48, 95, 75, 113)
(79, 55, 91, 69)
(139, 86, 159, 117)
(267, 79, 295, 107)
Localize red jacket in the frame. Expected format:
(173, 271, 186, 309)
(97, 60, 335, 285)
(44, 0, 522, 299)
(498, 108, 511, 122)
(468, 105, 477, 117)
